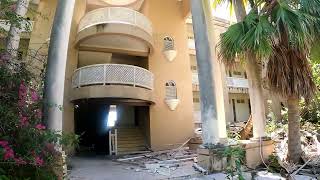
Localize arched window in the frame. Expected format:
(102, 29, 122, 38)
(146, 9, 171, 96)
(165, 81, 177, 99)
(163, 36, 175, 51)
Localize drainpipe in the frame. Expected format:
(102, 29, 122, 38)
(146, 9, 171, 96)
(44, 0, 76, 131)
(190, 0, 225, 145)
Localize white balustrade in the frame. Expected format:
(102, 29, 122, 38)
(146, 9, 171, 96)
(72, 64, 154, 90)
(226, 77, 249, 89)
(192, 73, 249, 89)
(78, 7, 152, 36)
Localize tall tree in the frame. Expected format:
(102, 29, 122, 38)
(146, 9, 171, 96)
(266, 0, 319, 162)
(214, 0, 267, 139)
(6, 0, 30, 62)
(218, 0, 319, 163)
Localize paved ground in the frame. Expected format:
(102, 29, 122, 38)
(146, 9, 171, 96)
(68, 156, 200, 180)
(68, 157, 315, 180)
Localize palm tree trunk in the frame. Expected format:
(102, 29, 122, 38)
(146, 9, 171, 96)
(233, 1, 267, 138)
(6, 0, 30, 60)
(287, 96, 302, 163)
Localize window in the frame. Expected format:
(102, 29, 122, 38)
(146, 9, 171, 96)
(191, 65, 197, 71)
(233, 71, 242, 76)
(163, 36, 175, 51)
(165, 81, 177, 99)
(107, 105, 117, 128)
(236, 99, 245, 104)
(193, 97, 200, 103)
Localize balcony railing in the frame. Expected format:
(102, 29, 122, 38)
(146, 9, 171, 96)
(78, 7, 152, 36)
(226, 77, 249, 89)
(72, 64, 154, 90)
(192, 73, 249, 89)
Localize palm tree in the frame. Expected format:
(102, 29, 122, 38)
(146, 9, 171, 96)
(218, 0, 319, 163)
(213, 0, 267, 139)
(266, 0, 319, 162)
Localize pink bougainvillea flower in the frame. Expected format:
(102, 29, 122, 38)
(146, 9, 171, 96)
(35, 109, 42, 119)
(3, 147, 14, 160)
(10, 4, 17, 11)
(0, 141, 14, 160)
(30, 89, 39, 102)
(18, 81, 28, 108)
(0, 140, 9, 147)
(35, 156, 44, 166)
(19, 116, 29, 127)
(18, 100, 25, 108)
(18, 81, 27, 97)
(14, 157, 26, 165)
(35, 124, 46, 130)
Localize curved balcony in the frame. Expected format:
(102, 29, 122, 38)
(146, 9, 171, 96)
(76, 7, 153, 57)
(97, 0, 145, 10)
(71, 64, 154, 102)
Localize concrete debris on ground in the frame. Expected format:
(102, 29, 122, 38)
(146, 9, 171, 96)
(189, 171, 318, 180)
(272, 122, 320, 179)
(116, 144, 202, 178)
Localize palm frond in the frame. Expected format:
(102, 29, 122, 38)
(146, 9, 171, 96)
(299, 0, 320, 17)
(270, 0, 319, 50)
(267, 45, 317, 101)
(311, 40, 320, 64)
(218, 22, 245, 66)
(241, 12, 274, 58)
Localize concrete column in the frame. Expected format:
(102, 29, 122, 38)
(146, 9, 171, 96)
(203, 1, 228, 141)
(44, 0, 75, 131)
(190, 0, 227, 145)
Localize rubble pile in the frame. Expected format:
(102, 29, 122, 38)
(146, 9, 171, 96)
(116, 146, 199, 177)
(272, 122, 320, 178)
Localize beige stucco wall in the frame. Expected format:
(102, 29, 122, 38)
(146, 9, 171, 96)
(27, 0, 57, 74)
(144, 0, 194, 150)
(71, 85, 154, 103)
(28, 0, 194, 150)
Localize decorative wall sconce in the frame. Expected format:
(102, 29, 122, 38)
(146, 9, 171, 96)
(163, 36, 177, 62)
(165, 81, 179, 110)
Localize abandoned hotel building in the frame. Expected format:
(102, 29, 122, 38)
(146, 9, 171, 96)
(1, 0, 255, 155)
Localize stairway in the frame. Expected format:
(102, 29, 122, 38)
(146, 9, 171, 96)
(116, 127, 147, 155)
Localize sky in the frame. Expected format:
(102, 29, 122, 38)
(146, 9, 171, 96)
(212, 1, 234, 20)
